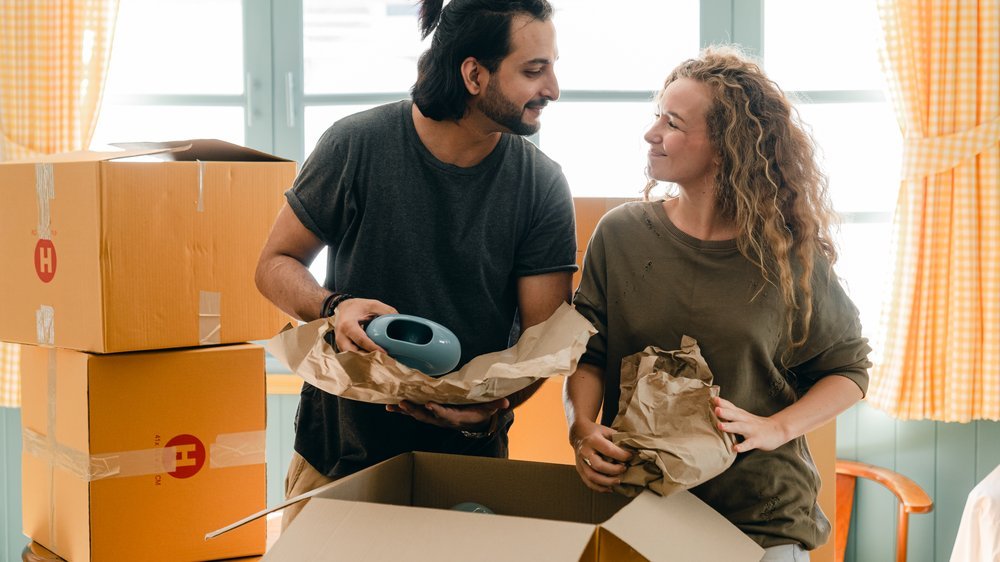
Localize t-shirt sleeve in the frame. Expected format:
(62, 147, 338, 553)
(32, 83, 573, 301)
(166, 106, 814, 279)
(513, 172, 578, 276)
(285, 125, 357, 246)
(573, 221, 609, 368)
(788, 269, 872, 397)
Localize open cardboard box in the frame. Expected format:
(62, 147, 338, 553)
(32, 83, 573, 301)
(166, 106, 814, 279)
(213, 452, 764, 561)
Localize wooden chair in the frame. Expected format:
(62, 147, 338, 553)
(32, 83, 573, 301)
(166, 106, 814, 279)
(835, 459, 934, 562)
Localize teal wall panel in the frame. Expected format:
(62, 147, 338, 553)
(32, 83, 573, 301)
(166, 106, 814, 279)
(2, 407, 25, 561)
(853, 404, 898, 561)
(896, 419, 936, 562)
(265, 394, 300, 508)
(935, 422, 978, 562)
(976, 421, 1000, 482)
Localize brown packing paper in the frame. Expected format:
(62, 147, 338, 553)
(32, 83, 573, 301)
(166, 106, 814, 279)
(266, 302, 596, 405)
(611, 336, 737, 497)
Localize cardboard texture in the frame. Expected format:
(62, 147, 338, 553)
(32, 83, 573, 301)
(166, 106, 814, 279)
(266, 302, 596, 404)
(212, 453, 763, 561)
(20, 343, 267, 562)
(0, 139, 295, 353)
(610, 337, 737, 497)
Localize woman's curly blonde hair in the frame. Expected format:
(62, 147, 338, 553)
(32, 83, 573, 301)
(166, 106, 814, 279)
(644, 45, 840, 350)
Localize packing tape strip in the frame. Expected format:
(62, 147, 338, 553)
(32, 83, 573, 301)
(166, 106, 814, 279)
(35, 163, 54, 240)
(199, 290, 222, 345)
(210, 430, 266, 468)
(196, 159, 206, 212)
(23, 427, 266, 481)
(36, 305, 54, 345)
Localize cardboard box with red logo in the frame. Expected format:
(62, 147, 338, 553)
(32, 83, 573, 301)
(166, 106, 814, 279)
(19, 342, 267, 562)
(0, 139, 295, 354)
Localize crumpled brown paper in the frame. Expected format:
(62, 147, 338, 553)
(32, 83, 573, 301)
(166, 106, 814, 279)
(610, 336, 737, 497)
(266, 302, 596, 405)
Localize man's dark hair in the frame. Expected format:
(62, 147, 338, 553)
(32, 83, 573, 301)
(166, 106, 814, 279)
(411, 0, 553, 121)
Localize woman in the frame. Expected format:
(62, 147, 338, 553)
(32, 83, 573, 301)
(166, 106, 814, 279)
(564, 46, 871, 561)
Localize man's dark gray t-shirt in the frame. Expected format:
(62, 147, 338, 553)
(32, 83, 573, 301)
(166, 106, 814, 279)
(285, 100, 577, 478)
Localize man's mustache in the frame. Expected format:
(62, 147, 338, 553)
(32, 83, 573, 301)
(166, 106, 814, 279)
(525, 99, 549, 110)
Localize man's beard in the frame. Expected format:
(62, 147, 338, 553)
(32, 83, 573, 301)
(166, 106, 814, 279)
(479, 80, 546, 136)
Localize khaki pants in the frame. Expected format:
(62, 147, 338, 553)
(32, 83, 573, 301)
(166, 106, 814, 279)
(281, 451, 336, 533)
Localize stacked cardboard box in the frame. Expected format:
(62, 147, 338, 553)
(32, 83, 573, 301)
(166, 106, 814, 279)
(0, 140, 296, 561)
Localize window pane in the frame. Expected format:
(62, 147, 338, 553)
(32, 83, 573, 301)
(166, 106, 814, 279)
(796, 102, 902, 214)
(551, 0, 699, 90)
(834, 221, 893, 346)
(105, 0, 243, 95)
(309, 248, 328, 287)
(303, 1, 427, 94)
(539, 102, 652, 198)
(90, 106, 245, 148)
(764, 0, 885, 92)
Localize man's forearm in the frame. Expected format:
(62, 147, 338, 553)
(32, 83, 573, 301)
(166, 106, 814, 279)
(255, 254, 329, 322)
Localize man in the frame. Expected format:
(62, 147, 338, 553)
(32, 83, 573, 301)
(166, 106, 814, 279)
(255, 0, 576, 529)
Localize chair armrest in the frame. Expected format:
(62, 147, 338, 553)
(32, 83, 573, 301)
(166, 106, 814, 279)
(836, 459, 933, 513)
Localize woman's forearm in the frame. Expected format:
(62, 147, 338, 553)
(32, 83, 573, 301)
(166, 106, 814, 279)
(563, 363, 606, 443)
(773, 375, 863, 442)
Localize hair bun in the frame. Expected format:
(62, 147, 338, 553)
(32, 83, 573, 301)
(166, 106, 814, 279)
(418, 0, 445, 39)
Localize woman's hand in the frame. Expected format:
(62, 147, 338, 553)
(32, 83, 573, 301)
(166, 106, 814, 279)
(569, 420, 632, 492)
(713, 396, 790, 453)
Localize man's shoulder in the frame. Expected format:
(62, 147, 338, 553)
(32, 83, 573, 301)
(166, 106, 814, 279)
(305, 101, 409, 164)
(505, 134, 559, 167)
(497, 135, 567, 192)
(330, 100, 408, 136)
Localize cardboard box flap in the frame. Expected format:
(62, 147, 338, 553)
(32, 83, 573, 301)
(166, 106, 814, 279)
(266, 498, 597, 562)
(0, 146, 175, 164)
(110, 139, 291, 162)
(600, 490, 764, 562)
(205, 477, 343, 540)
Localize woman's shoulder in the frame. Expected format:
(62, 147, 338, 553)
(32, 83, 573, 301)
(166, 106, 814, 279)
(595, 199, 660, 231)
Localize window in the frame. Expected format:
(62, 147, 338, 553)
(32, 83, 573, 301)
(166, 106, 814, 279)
(93, 0, 901, 341)
(764, 0, 901, 343)
(91, 0, 246, 148)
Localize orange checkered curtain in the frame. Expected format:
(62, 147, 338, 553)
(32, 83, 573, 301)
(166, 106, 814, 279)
(0, 0, 119, 407)
(0, 0, 118, 160)
(870, 0, 1000, 421)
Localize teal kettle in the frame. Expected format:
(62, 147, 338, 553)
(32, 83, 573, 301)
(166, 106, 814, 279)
(364, 314, 461, 376)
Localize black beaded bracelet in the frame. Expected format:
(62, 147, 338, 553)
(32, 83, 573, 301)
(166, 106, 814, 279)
(460, 411, 502, 439)
(320, 292, 355, 318)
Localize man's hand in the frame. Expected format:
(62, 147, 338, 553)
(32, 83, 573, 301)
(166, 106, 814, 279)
(329, 298, 397, 353)
(386, 398, 509, 431)
(569, 419, 632, 492)
(713, 396, 790, 453)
